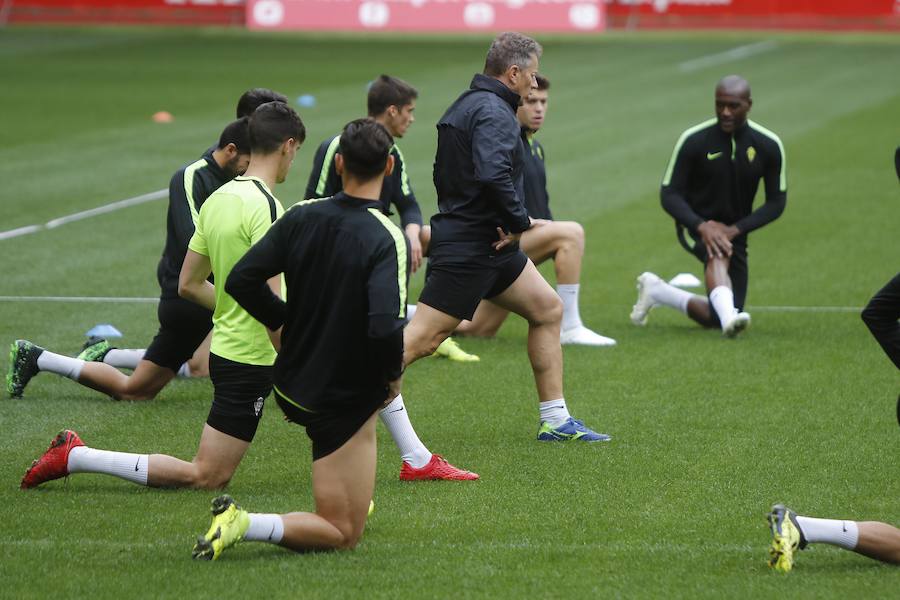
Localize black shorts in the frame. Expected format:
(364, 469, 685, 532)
(274, 387, 382, 461)
(418, 250, 529, 321)
(677, 225, 749, 320)
(206, 353, 273, 443)
(143, 297, 213, 372)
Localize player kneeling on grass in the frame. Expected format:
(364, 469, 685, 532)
(190, 119, 406, 559)
(630, 75, 786, 338)
(767, 504, 900, 572)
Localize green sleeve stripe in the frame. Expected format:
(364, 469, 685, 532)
(748, 120, 787, 192)
(367, 208, 408, 318)
(392, 144, 412, 197)
(315, 136, 341, 196)
(182, 158, 208, 224)
(292, 197, 330, 208)
(661, 118, 717, 186)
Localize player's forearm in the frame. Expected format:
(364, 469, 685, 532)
(734, 195, 786, 235)
(660, 188, 705, 232)
(225, 268, 286, 331)
(178, 280, 215, 311)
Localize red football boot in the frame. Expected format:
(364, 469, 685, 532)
(21, 430, 84, 489)
(399, 454, 479, 481)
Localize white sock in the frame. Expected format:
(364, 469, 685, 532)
(539, 398, 571, 427)
(37, 351, 84, 380)
(796, 516, 859, 550)
(244, 513, 284, 544)
(379, 394, 432, 468)
(176, 363, 191, 378)
(102, 349, 144, 370)
(406, 304, 417, 319)
(709, 285, 737, 328)
(557, 284, 583, 331)
(67, 446, 149, 485)
(649, 281, 694, 314)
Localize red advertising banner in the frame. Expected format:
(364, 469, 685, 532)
(7, 0, 246, 26)
(246, 0, 607, 32)
(605, 0, 900, 31)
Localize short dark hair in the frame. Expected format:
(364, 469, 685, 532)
(249, 102, 306, 154)
(338, 118, 394, 181)
(483, 32, 542, 77)
(534, 74, 550, 91)
(216, 117, 251, 154)
(236, 88, 288, 118)
(367, 75, 418, 117)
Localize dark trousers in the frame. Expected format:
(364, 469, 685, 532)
(861, 272, 900, 370)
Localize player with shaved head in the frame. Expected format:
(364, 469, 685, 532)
(630, 75, 787, 337)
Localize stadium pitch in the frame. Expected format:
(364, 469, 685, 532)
(1, 26, 898, 597)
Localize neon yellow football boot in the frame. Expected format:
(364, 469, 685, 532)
(431, 337, 479, 362)
(192, 495, 250, 561)
(767, 504, 807, 573)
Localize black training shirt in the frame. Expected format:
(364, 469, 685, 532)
(225, 192, 409, 412)
(157, 150, 232, 299)
(430, 74, 531, 258)
(303, 134, 423, 228)
(521, 131, 552, 221)
(660, 118, 787, 237)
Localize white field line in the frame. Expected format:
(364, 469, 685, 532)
(0, 188, 167, 240)
(0, 295, 862, 313)
(679, 40, 779, 73)
(0, 296, 159, 303)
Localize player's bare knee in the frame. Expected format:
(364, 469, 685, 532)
(532, 294, 563, 326)
(565, 221, 585, 249)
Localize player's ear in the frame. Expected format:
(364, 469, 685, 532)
(224, 142, 238, 158)
(384, 154, 395, 177)
(335, 153, 345, 176)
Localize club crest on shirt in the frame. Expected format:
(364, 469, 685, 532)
(747, 146, 756, 163)
(254, 396, 264, 416)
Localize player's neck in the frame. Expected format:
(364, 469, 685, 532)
(243, 155, 280, 191)
(342, 175, 383, 202)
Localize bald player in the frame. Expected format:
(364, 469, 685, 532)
(631, 75, 787, 337)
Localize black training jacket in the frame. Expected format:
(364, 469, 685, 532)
(430, 74, 531, 258)
(521, 131, 552, 221)
(660, 119, 787, 238)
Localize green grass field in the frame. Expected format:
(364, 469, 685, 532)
(1, 26, 899, 598)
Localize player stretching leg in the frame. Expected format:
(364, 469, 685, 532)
(630, 75, 786, 337)
(8, 117, 252, 400)
(193, 119, 410, 559)
(403, 33, 610, 443)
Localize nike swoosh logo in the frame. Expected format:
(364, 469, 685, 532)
(707, 152, 722, 160)
(389, 407, 405, 414)
(134, 457, 141, 472)
(842, 522, 847, 532)
(267, 524, 276, 540)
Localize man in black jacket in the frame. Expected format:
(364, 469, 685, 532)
(630, 75, 787, 337)
(404, 32, 610, 443)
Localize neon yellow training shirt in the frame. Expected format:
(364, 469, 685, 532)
(188, 175, 284, 366)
